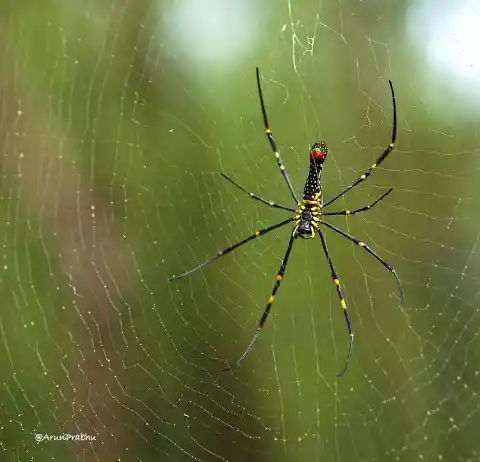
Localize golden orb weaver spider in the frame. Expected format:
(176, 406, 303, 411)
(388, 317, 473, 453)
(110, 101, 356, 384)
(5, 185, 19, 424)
(170, 68, 404, 377)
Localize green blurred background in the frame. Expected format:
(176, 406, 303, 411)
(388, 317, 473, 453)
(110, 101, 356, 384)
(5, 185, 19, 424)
(1, 0, 479, 461)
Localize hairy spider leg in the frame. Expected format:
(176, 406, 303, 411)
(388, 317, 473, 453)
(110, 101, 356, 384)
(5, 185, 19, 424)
(320, 220, 404, 305)
(220, 172, 295, 213)
(169, 217, 295, 281)
(323, 80, 397, 208)
(256, 67, 298, 204)
(224, 232, 296, 371)
(317, 230, 353, 377)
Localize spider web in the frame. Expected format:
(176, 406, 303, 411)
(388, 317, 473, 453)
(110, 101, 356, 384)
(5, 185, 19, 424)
(1, 1, 480, 461)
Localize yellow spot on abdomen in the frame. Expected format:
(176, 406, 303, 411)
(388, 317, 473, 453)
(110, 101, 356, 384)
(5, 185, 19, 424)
(341, 300, 347, 309)
(358, 241, 365, 247)
(268, 295, 275, 304)
(333, 279, 340, 286)
(255, 231, 261, 236)
(276, 275, 282, 281)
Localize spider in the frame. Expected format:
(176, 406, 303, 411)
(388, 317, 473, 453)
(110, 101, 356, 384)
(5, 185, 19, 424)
(170, 67, 404, 376)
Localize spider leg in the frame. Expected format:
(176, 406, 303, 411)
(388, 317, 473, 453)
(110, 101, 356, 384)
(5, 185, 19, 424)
(221, 172, 296, 212)
(316, 229, 353, 377)
(320, 220, 404, 305)
(323, 188, 393, 217)
(169, 217, 296, 281)
(256, 67, 298, 204)
(323, 80, 397, 208)
(224, 232, 296, 371)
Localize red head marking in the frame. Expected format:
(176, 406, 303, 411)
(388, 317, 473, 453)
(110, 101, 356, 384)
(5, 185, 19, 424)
(309, 142, 328, 161)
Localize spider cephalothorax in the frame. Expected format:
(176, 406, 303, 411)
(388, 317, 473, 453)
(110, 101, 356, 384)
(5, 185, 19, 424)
(171, 68, 403, 377)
